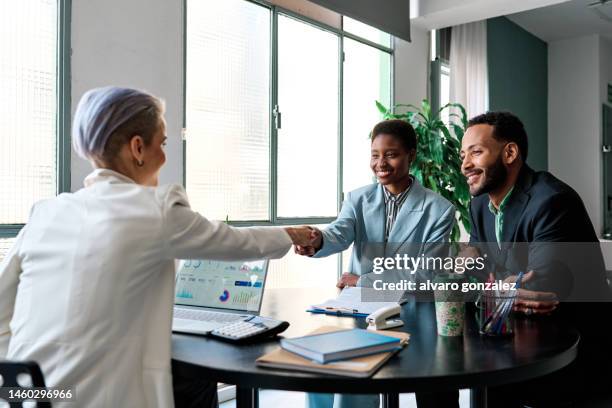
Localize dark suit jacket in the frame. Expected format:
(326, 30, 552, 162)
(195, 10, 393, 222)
(469, 165, 610, 301)
(469, 164, 612, 389)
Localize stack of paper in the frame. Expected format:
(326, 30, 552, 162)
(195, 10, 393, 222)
(308, 287, 402, 316)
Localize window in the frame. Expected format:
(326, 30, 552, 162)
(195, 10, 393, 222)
(277, 15, 339, 218)
(603, 104, 612, 239)
(185, 0, 392, 287)
(185, 0, 270, 222)
(0, 238, 16, 263)
(440, 63, 451, 124)
(430, 27, 451, 122)
(343, 16, 391, 48)
(342, 37, 391, 192)
(0, 0, 68, 260)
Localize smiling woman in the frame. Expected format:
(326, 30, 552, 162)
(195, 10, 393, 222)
(369, 120, 417, 195)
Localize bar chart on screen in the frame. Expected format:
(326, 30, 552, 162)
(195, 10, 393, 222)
(175, 259, 267, 312)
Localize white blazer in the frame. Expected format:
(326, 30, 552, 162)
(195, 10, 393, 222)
(0, 169, 292, 407)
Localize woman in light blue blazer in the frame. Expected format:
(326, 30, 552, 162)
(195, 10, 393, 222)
(296, 119, 459, 408)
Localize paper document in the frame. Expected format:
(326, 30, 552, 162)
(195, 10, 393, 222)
(309, 287, 402, 316)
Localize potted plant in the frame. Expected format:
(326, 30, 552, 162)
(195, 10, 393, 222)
(376, 100, 471, 242)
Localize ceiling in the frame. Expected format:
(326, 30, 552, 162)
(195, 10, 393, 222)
(507, 0, 612, 42)
(410, 0, 570, 30)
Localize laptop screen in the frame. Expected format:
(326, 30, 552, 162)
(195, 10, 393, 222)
(174, 259, 268, 313)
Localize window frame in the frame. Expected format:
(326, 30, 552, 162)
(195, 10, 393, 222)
(182, 0, 394, 228)
(0, 0, 72, 239)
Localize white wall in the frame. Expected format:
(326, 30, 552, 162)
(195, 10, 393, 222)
(70, 0, 184, 190)
(394, 26, 429, 106)
(548, 35, 602, 233)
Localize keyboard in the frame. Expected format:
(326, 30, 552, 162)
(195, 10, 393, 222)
(213, 321, 268, 340)
(211, 316, 290, 343)
(173, 308, 246, 324)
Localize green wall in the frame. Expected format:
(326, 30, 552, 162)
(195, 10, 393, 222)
(487, 17, 548, 170)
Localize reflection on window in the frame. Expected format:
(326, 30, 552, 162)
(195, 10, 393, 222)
(343, 16, 391, 48)
(0, 0, 58, 224)
(186, 0, 270, 221)
(342, 38, 391, 193)
(277, 15, 339, 218)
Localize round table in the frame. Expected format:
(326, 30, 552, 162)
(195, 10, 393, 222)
(172, 288, 579, 408)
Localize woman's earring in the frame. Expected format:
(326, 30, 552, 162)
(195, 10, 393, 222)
(137, 160, 144, 167)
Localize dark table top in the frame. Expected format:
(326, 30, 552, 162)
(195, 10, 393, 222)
(172, 288, 579, 394)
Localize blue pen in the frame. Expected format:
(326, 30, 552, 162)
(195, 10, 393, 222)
(515, 271, 525, 289)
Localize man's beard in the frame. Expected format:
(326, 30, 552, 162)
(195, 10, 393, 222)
(470, 154, 507, 196)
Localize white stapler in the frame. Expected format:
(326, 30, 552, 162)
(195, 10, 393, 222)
(366, 304, 403, 331)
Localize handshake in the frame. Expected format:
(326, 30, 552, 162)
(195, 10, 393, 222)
(284, 226, 323, 256)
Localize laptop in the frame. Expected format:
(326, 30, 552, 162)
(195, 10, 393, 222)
(172, 258, 269, 335)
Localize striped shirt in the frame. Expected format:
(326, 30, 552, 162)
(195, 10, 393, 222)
(382, 177, 413, 242)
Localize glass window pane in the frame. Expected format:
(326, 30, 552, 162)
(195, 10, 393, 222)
(277, 15, 339, 218)
(342, 38, 391, 193)
(186, 0, 270, 221)
(267, 225, 337, 288)
(0, 237, 16, 263)
(440, 64, 451, 125)
(604, 105, 612, 238)
(341, 244, 352, 273)
(343, 16, 391, 48)
(0, 0, 58, 224)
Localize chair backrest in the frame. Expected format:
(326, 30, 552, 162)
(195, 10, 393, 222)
(0, 360, 51, 407)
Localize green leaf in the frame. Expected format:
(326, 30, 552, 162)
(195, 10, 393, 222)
(447, 103, 468, 128)
(451, 123, 465, 141)
(375, 100, 389, 115)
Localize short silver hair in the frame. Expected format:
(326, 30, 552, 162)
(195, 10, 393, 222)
(72, 86, 164, 161)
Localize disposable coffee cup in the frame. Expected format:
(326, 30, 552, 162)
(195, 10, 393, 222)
(433, 273, 466, 337)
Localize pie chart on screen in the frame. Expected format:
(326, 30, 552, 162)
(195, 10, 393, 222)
(219, 290, 230, 302)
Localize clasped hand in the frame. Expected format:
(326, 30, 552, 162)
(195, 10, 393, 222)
(292, 226, 323, 256)
(284, 226, 322, 249)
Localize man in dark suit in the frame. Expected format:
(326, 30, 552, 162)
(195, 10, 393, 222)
(460, 111, 612, 407)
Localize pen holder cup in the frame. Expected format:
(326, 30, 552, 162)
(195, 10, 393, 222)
(476, 291, 517, 336)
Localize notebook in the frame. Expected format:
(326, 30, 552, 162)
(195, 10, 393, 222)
(281, 328, 402, 364)
(256, 326, 409, 377)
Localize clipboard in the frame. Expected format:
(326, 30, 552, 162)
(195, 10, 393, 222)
(306, 307, 369, 318)
(306, 287, 401, 318)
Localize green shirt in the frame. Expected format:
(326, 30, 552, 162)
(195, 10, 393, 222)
(488, 187, 514, 248)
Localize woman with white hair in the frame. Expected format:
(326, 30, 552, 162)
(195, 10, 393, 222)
(0, 86, 314, 407)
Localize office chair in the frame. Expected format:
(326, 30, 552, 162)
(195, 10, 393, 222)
(0, 360, 51, 407)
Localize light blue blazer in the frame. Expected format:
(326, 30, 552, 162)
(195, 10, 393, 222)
(313, 179, 455, 282)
